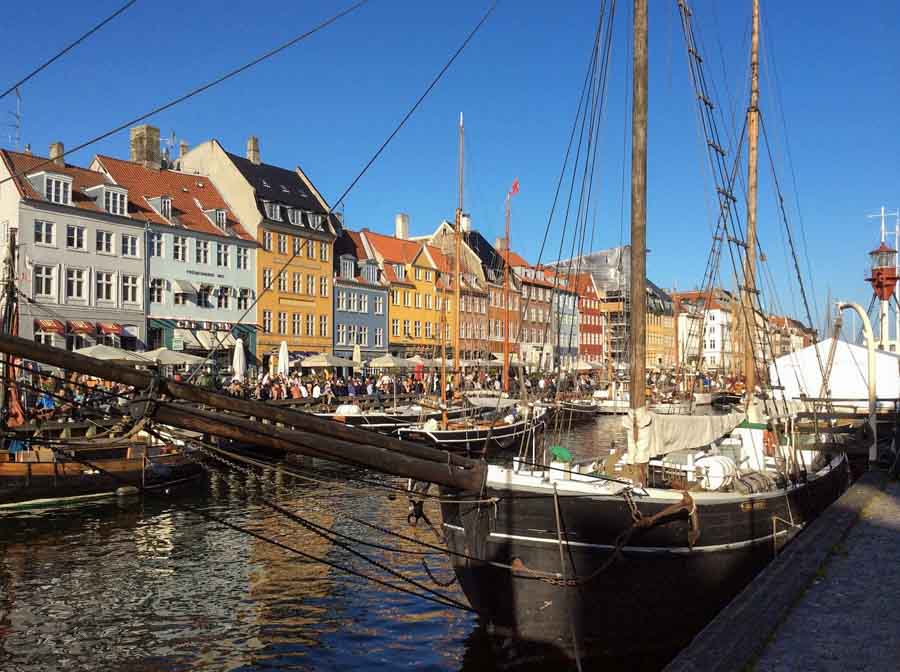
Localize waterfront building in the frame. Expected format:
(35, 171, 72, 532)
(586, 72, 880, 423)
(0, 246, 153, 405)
(572, 272, 604, 363)
(499, 249, 554, 369)
(358, 227, 452, 358)
(332, 230, 389, 362)
(92, 138, 258, 361)
(768, 315, 816, 358)
(0, 144, 147, 349)
(671, 289, 741, 372)
(542, 268, 580, 370)
(180, 135, 339, 367)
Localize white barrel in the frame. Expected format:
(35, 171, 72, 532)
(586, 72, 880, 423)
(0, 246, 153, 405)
(695, 455, 737, 491)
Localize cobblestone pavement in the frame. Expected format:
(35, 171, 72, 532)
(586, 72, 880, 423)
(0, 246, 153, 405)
(755, 479, 900, 672)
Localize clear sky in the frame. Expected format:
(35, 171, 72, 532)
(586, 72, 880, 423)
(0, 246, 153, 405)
(2, 0, 898, 333)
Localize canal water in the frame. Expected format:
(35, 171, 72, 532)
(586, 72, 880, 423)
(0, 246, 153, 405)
(0, 416, 670, 672)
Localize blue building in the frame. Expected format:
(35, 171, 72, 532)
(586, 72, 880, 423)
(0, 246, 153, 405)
(332, 230, 388, 362)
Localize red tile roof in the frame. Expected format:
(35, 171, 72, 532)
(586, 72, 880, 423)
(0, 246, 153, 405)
(1, 150, 112, 213)
(95, 155, 253, 241)
(499, 248, 530, 268)
(363, 229, 451, 274)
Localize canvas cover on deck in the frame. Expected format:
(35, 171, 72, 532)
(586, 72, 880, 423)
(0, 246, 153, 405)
(624, 407, 747, 464)
(768, 337, 900, 402)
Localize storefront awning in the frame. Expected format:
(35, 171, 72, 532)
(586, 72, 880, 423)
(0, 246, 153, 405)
(196, 330, 236, 349)
(34, 319, 64, 335)
(173, 279, 196, 294)
(67, 320, 94, 334)
(97, 322, 123, 335)
(172, 328, 202, 350)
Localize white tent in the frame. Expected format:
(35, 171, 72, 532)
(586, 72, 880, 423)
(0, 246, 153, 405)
(144, 347, 207, 366)
(74, 344, 150, 363)
(232, 338, 247, 382)
(277, 341, 290, 377)
(768, 337, 900, 402)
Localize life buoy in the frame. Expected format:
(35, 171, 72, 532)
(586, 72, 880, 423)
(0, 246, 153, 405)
(763, 430, 777, 457)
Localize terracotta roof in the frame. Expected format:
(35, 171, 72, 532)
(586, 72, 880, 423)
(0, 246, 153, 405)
(95, 155, 253, 241)
(499, 248, 530, 268)
(1, 149, 113, 213)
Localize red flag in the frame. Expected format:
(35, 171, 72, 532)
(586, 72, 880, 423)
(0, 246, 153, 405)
(510, 177, 520, 196)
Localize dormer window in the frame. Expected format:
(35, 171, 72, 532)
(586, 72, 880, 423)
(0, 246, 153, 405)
(104, 188, 128, 216)
(45, 175, 72, 205)
(363, 262, 378, 284)
(309, 214, 323, 230)
(160, 196, 172, 219)
(341, 257, 355, 279)
(266, 202, 281, 221)
(215, 209, 227, 229)
(287, 208, 299, 225)
(393, 263, 405, 280)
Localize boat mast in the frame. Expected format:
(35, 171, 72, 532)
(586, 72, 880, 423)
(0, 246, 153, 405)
(743, 0, 760, 400)
(503, 192, 511, 392)
(629, 0, 648, 414)
(453, 112, 464, 391)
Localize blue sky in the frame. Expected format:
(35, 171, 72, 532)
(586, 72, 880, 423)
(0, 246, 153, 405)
(2, 0, 898, 332)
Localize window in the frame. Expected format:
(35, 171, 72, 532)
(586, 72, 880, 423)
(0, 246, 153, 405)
(359, 326, 368, 345)
(263, 310, 272, 333)
(173, 236, 187, 261)
(375, 328, 384, 347)
(415, 267, 422, 280)
(320, 241, 328, 261)
(122, 275, 139, 304)
(96, 271, 114, 301)
(34, 220, 54, 245)
(337, 323, 347, 345)
(105, 190, 127, 215)
(263, 268, 273, 289)
(403, 291, 410, 307)
(293, 237, 302, 256)
(174, 292, 187, 306)
(348, 325, 357, 345)
(238, 288, 251, 310)
(392, 319, 399, 337)
(195, 240, 209, 264)
(319, 276, 328, 297)
(414, 321, 421, 338)
(217, 288, 230, 309)
(278, 312, 287, 335)
(93, 230, 113, 254)
(403, 320, 410, 337)
(415, 293, 422, 309)
(306, 314, 314, 337)
(292, 272, 301, 294)
(292, 313, 301, 336)
(237, 247, 248, 270)
(360, 294, 368, 313)
(45, 177, 71, 205)
(216, 243, 230, 267)
(160, 197, 172, 219)
(34, 265, 54, 297)
(197, 286, 211, 308)
(215, 210, 227, 228)
(306, 241, 315, 259)
(121, 234, 139, 258)
(425, 322, 432, 339)
(150, 278, 164, 303)
(341, 259, 354, 278)
(267, 203, 281, 221)
(350, 293, 359, 312)
(65, 268, 86, 299)
(391, 290, 399, 305)
(277, 271, 287, 292)
(375, 296, 384, 315)
(425, 270, 433, 282)
(425, 294, 432, 310)
(338, 291, 348, 311)
(35, 331, 53, 346)
(278, 234, 287, 254)
(306, 274, 315, 295)
(319, 315, 328, 337)
(263, 231, 272, 250)
(149, 232, 163, 257)
(393, 264, 405, 280)
(66, 225, 85, 250)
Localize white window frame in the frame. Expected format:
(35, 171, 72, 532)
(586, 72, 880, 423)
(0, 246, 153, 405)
(96, 271, 114, 302)
(34, 220, 55, 246)
(173, 235, 187, 262)
(33, 265, 55, 298)
(237, 247, 249, 270)
(65, 267, 87, 300)
(121, 274, 139, 304)
(66, 225, 86, 251)
(121, 234, 139, 258)
(45, 176, 72, 206)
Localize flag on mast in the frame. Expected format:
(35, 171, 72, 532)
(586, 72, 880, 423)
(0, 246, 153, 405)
(509, 177, 519, 197)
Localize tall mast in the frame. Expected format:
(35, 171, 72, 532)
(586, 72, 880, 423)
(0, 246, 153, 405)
(629, 0, 648, 412)
(453, 112, 464, 388)
(743, 0, 760, 398)
(503, 193, 511, 392)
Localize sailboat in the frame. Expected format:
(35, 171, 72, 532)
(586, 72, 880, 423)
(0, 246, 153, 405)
(436, 0, 850, 659)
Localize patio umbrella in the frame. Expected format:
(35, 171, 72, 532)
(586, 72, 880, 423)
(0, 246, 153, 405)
(352, 344, 363, 371)
(232, 338, 247, 382)
(408, 355, 437, 368)
(300, 352, 356, 368)
(369, 354, 415, 369)
(74, 344, 150, 363)
(277, 341, 290, 377)
(143, 347, 208, 368)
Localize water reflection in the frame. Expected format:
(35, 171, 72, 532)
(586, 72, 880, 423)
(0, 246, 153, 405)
(0, 418, 643, 671)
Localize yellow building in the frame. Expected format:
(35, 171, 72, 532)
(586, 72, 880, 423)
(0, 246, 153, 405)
(180, 136, 338, 364)
(359, 229, 454, 357)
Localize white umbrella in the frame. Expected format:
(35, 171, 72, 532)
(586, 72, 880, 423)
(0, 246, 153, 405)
(570, 358, 597, 372)
(369, 354, 415, 369)
(232, 338, 247, 382)
(277, 341, 290, 377)
(143, 347, 207, 366)
(75, 344, 149, 363)
(300, 352, 356, 368)
(352, 344, 363, 371)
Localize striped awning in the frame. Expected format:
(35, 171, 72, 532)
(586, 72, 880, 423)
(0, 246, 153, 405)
(67, 320, 94, 334)
(97, 322, 123, 335)
(34, 319, 64, 334)
(173, 279, 195, 294)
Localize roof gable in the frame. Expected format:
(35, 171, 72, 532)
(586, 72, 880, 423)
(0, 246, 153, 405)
(1, 149, 114, 213)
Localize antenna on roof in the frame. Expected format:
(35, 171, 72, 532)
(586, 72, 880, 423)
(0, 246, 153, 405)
(6, 88, 21, 150)
(161, 130, 177, 168)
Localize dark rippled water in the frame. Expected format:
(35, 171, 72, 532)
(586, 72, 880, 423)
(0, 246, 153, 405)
(0, 418, 630, 672)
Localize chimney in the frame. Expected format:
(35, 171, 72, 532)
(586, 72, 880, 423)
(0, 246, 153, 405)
(394, 212, 409, 240)
(129, 125, 161, 169)
(460, 213, 471, 232)
(495, 236, 507, 251)
(247, 136, 260, 165)
(179, 140, 189, 159)
(49, 142, 64, 167)
(23, 144, 31, 156)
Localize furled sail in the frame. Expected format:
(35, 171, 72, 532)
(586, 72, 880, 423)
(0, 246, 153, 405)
(623, 408, 747, 463)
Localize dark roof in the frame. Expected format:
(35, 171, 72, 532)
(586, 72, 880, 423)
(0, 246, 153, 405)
(226, 151, 325, 213)
(463, 230, 505, 274)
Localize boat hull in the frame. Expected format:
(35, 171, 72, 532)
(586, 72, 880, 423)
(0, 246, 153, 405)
(397, 415, 545, 457)
(439, 454, 849, 659)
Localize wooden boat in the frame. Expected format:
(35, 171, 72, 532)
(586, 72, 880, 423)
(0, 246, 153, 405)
(557, 399, 599, 423)
(315, 403, 476, 434)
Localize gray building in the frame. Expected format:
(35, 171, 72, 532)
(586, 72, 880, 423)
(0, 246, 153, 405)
(332, 230, 388, 362)
(0, 145, 147, 349)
